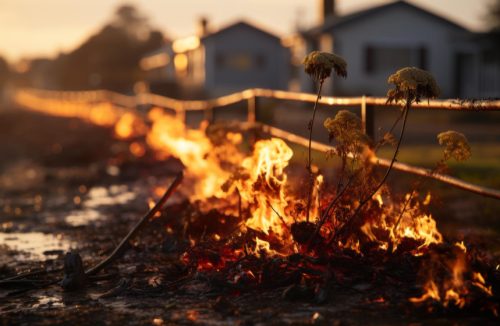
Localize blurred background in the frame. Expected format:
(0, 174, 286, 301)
(0, 0, 499, 99)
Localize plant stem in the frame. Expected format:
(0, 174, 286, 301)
(392, 189, 415, 234)
(390, 159, 446, 249)
(268, 201, 290, 231)
(373, 107, 405, 152)
(306, 79, 324, 222)
(333, 100, 411, 242)
(307, 170, 358, 248)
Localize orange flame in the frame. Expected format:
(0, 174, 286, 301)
(360, 192, 442, 253)
(410, 242, 493, 309)
(114, 112, 147, 140)
(146, 112, 238, 200)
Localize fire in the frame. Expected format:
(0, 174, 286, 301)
(409, 280, 441, 303)
(114, 112, 147, 139)
(13, 90, 495, 313)
(239, 138, 293, 236)
(144, 109, 331, 255)
(410, 242, 493, 309)
(360, 192, 443, 253)
(129, 141, 146, 157)
(14, 90, 147, 135)
(88, 102, 120, 127)
(253, 237, 283, 257)
(146, 111, 304, 253)
(146, 111, 238, 200)
(14, 89, 445, 257)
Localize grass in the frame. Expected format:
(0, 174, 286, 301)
(377, 142, 500, 188)
(288, 140, 500, 187)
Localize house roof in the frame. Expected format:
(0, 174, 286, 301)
(202, 20, 281, 43)
(142, 43, 173, 59)
(306, 0, 468, 36)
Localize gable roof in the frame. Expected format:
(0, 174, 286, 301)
(202, 20, 281, 43)
(306, 0, 468, 36)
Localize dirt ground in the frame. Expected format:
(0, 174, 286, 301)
(0, 106, 498, 325)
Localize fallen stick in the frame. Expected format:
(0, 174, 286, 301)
(85, 172, 183, 276)
(61, 172, 183, 291)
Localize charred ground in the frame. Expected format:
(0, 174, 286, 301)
(0, 107, 499, 325)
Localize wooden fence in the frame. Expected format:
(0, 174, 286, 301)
(13, 88, 500, 200)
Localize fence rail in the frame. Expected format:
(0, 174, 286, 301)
(13, 88, 500, 200)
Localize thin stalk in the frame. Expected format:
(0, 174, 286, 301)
(393, 191, 415, 232)
(268, 201, 290, 231)
(307, 142, 361, 248)
(391, 160, 446, 244)
(373, 107, 406, 152)
(307, 172, 357, 248)
(306, 79, 325, 222)
(236, 187, 242, 219)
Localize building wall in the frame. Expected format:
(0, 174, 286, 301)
(323, 6, 469, 97)
(203, 25, 290, 96)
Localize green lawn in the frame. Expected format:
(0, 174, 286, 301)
(377, 142, 500, 188)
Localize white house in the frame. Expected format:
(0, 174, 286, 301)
(140, 43, 178, 95)
(140, 44, 175, 83)
(294, 0, 491, 98)
(141, 19, 290, 98)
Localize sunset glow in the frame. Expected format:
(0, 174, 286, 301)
(0, 0, 489, 61)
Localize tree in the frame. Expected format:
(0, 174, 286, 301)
(112, 4, 149, 40)
(50, 4, 165, 92)
(486, 0, 500, 31)
(0, 55, 10, 90)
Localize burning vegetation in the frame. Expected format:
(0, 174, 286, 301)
(9, 60, 499, 320)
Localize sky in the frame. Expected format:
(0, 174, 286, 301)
(0, 0, 494, 61)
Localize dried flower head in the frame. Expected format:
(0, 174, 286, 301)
(437, 130, 471, 161)
(324, 110, 369, 150)
(387, 67, 440, 104)
(303, 51, 347, 82)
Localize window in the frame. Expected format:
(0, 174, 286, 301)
(364, 45, 427, 74)
(215, 53, 266, 71)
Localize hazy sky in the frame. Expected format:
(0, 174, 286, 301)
(0, 0, 493, 61)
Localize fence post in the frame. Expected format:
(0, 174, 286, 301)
(247, 95, 256, 123)
(361, 95, 375, 141)
(204, 105, 214, 124)
(176, 103, 186, 124)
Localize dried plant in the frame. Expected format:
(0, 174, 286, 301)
(333, 67, 440, 242)
(308, 110, 370, 244)
(387, 67, 440, 104)
(324, 110, 369, 153)
(391, 130, 472, 249)
(437, 130, 472, 162)
(302, 51, 347, 82)
(302, 51, 347, 222)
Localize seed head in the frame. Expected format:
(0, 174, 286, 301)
(437, 130, 471, 161)
(387, 67, 440, 104)
(324, 110, 369, 150)
(303, 51, 347, 82)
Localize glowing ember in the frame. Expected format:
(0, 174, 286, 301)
(114, 112, 147, 139)
(410, 242, 494, 310)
